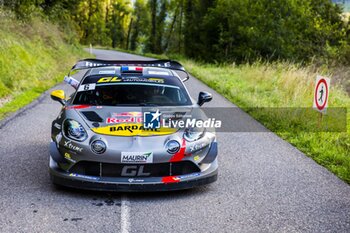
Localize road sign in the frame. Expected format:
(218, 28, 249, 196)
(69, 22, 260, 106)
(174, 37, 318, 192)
(313, 75, 330, 113)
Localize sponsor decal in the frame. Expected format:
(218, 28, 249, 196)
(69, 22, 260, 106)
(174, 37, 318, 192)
(54, 123, 61, 130)
(63, 140, 83, 152)
(162, 173, 200, 183)
(110, 124, 153, 133)
(97, 76, 164, 84)
(64, 152, 76, 163)
(64, 76, 79, 89)
(189, 142, 209, 153)
(148, 78, 165, 83)
(106, 112, 143, 124)
(78, 83, 96, 92)
(144, 110, 161, 129)
(91, 123, 176, 136)
(148, 71, 170, 76)
(121, 152, 153, 163)
(194, 155, 200, 161)
(121, 165, 151, 176)
(122, 78, 164, 83)
(69, 173, 99, 180)
(99, 70, 116, 74)
(178, 173, 200, 180)
(128, 178, 145, 183)
(97, 77, 121, 83)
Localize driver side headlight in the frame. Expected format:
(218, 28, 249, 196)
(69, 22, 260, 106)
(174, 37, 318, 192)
(63, 119, 88, 141)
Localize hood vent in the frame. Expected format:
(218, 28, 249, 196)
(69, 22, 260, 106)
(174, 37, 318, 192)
(81, 111, 103, 123)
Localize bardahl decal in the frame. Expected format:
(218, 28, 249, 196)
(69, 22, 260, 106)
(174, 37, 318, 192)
(91, 123, 177, 136)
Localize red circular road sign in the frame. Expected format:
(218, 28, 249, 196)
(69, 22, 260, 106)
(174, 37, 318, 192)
(314, 78, 328, 111)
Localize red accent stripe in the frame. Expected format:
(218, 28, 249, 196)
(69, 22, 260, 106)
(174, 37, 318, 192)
(135, 67, 143, 71)
(169, 139, 186, 162)
(65, 105, 91, 110)
(162, 176, 180, 184)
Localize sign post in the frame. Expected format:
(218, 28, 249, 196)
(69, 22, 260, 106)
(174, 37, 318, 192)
(313, 75, 330, 127)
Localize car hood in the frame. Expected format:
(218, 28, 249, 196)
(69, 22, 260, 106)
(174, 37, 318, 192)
(72, 105, 197, 137)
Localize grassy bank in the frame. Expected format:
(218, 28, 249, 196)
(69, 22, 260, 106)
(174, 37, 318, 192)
(183, 60, 350, 183)
(0, 10, 89, 120)
(112, 48, 350, 184)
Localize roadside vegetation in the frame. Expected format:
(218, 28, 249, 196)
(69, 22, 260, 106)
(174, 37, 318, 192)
(182, 60, 350, 184)
(0, 9, 88, 120)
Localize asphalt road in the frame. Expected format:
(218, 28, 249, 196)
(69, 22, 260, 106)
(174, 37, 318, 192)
(0, 49, 349, 233)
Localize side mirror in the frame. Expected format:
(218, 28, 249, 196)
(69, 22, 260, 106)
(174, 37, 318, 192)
(197, 91, 212, 106)
(51, 90, 66, 105)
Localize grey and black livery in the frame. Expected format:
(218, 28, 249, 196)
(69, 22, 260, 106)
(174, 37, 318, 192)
(49, 59, 218, 191)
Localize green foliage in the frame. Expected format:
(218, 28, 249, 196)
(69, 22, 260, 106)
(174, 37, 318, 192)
(3, 0, 350, 65)
(129, 0, 150, 52)
(199, 0, 343, 63)
(0, 9, 88, 119)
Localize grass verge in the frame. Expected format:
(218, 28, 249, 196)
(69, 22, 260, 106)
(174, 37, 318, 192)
(0, 9, 89, 120)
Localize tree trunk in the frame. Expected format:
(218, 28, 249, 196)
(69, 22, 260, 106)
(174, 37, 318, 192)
(150, 0, 157, 53)
(126, 18, 133, 50)
(164, 5, 179, 52)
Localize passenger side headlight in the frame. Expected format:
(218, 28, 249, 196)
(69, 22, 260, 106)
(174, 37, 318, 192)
(63, 119, 88, 141)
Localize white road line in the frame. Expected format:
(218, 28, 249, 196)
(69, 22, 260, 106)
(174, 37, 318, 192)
(121, 195, 130, 233)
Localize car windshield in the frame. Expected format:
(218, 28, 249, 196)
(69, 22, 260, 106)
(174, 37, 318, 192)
(73, 82, 192, 106)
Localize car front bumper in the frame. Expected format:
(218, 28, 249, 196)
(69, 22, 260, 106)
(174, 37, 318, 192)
(49, 157, 218, 192)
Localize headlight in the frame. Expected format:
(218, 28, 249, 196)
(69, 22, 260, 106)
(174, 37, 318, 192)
(63, 119, 88, 141)
(183, 127, 205, 142)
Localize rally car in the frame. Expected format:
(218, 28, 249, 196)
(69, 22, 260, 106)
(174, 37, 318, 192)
(49, 59, 218, 191)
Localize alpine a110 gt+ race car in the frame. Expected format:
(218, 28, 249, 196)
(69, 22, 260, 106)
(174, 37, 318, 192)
(49, 59, 218, 191)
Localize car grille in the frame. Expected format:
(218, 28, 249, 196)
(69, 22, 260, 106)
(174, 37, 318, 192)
(69, 161, 200, 178)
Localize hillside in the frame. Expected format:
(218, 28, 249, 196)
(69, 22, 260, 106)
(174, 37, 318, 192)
(0, 10, 88, 119)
